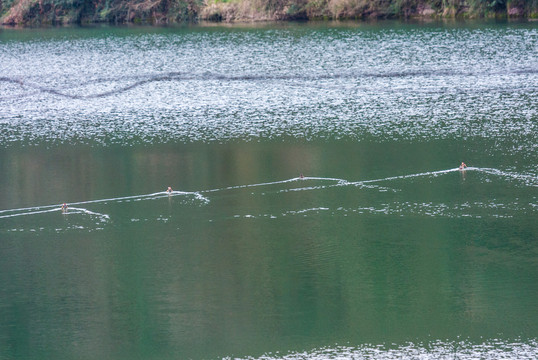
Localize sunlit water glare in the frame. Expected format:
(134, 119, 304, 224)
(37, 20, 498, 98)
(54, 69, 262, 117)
(1, 24, 537, 158)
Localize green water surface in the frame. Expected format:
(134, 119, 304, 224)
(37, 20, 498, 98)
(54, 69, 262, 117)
(1, 21, 537, 359)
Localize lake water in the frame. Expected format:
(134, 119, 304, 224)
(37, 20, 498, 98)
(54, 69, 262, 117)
(0, 20, 537, 359)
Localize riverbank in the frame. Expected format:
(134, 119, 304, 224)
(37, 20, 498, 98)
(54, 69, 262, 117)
(1, 0, 537, 26)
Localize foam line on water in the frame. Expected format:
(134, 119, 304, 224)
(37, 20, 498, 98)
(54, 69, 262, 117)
(476, 167, 538, 186)
(0, 191, 165, 215)
(0, 203, 61, 215)
(68, 207, 110, 221)
(277, 182, 396, 194)
(198, 171, 461, 196)
(258, 168, 469, 194)
(0, 207, 60, 219)
(352, 166, 537, 187)
(0, 190, 206, 218)
(66, 191, 171, 206)
(200, 177, 346, 193)
(357, 168, 461, 185)
(201, 178, 301, 193)
(0, 167, 533, 221)
(275, 167, 536, 194)
(302, 176, 349, 183)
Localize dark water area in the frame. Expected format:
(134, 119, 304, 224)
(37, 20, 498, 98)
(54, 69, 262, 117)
(1, 21, 537, 359)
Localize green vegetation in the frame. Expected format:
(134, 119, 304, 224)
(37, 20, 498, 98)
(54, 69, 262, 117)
(0, 0, 204, 25)
(1, 0, 537, 25)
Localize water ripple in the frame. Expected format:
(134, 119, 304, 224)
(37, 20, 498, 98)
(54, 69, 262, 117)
(230, 339, 538, 360)
(1, 26, 537, 147)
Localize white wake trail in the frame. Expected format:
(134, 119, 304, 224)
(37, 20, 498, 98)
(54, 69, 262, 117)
(476, 167, 538, 187)
(68, 207, 110, 221)
(200, 176, 347, 194)
(0, 190, 208, 220)
(0, 207, 60, 219)
(357, 168, 461, 185)
(1, 167, 534, 222)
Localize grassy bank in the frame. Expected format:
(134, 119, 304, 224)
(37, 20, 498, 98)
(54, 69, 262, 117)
(1, 0, 537, 25)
